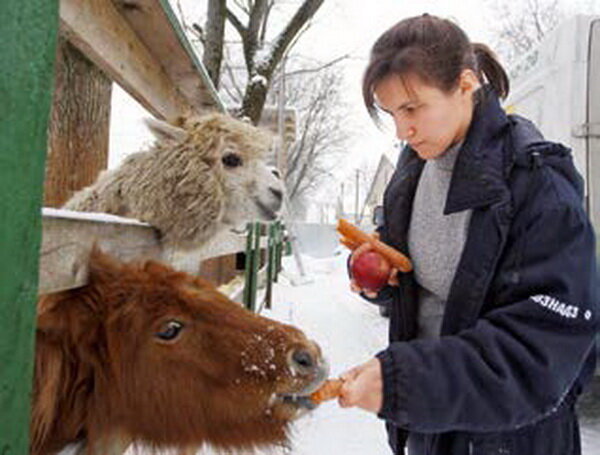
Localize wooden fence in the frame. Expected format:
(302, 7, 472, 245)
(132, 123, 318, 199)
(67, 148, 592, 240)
(0, 0, 274, 451)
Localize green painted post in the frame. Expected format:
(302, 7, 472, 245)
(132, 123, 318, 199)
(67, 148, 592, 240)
(250, 222, 261, 312)
(275, 221, 284, 278)
(264, 223, 275, 310)
(243, 223, 254, 310)
(0, 1, 59, 452)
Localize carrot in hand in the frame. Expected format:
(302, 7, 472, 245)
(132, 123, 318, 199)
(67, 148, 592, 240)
(310, 378, 345, 404)
(336, 219, 413, 273)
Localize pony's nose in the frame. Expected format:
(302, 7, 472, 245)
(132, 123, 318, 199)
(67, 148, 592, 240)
(289, 348, 318, 375)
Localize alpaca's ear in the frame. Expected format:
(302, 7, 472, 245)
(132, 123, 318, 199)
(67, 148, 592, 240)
(144, 117, 187, 144)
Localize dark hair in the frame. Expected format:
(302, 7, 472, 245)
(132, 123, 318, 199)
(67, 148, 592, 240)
(363, 14, 509, 120)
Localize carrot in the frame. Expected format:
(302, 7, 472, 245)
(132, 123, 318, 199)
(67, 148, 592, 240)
(336, 219, 413, 272)
(340, 236, 361, 251)
(310, 378, 345, 404)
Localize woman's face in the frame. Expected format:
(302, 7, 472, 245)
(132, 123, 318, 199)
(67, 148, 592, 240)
(373, 72, 480, 160)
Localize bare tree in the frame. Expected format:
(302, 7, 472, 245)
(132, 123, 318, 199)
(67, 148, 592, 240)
(199, 0, 324, 124)
(177, 1, 350, 218)
(274, 63, 352, 216)
(486, 0, 564, 64)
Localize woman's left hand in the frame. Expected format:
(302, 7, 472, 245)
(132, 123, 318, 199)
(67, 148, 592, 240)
(338, 357, 383, 414)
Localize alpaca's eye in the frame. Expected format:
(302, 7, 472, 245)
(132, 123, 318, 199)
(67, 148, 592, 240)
(155, 321, 184, 341)
(222, 153, 243, 168)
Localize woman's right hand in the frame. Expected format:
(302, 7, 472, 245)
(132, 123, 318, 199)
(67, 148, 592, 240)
(349, 236, 399, 298)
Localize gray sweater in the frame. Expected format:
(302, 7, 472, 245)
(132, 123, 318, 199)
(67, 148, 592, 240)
(407, 142, 472, 338)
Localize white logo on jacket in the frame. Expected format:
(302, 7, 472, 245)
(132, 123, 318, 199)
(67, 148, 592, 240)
(531, 294, 579, 319)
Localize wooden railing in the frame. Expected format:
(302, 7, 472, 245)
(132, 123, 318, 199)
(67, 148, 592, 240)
(37, 0, 242, 295)
(0, 1, 262, 451)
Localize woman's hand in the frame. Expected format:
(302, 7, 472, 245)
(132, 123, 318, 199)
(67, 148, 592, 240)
(338, 358, 383, 414)
(349, 235, 399, 298)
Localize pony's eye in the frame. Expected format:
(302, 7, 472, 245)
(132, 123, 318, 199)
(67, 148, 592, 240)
(155, 321, 184, 341)
(222, 153, 243, 168)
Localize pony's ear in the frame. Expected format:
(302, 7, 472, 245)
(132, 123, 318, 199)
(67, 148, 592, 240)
(37, 247, 116, 337)
(144, 117, 187, 144)
(87, 247, 125, 286)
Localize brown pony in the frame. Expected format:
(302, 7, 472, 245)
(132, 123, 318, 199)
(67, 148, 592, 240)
(31, 249, 327, 455)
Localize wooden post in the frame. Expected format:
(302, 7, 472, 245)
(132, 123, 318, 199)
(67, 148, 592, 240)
(44, 37, 112, 207)
(0, 0, 58, 452)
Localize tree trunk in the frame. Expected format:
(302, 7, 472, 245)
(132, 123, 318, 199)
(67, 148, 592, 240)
(203, 0, 227, 88)
(44, 37, 112, 207)
(241, 74, 270, 124)
(231, 0, 324, 124)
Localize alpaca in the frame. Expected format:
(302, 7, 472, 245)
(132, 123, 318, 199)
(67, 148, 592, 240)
(32, 249, 327, 455)
(63, 113, 285, 248)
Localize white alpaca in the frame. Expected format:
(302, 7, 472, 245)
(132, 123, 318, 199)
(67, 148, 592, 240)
(64, 113, 284, 248)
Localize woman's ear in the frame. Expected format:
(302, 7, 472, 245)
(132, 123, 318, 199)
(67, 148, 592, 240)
(459, 69, 481, 96)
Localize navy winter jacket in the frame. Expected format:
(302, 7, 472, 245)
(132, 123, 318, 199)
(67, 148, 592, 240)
(368, 86, 599, 455)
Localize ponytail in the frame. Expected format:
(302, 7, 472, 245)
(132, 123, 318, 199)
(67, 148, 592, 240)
(472, 43, 510, 99)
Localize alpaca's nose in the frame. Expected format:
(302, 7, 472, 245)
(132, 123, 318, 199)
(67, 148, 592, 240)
(271, 168, 281, 178)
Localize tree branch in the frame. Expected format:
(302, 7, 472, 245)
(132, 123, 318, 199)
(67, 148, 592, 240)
(286, 54, 350, 77)
(265, 0, 324, 73)
(226, 7, 247, 38)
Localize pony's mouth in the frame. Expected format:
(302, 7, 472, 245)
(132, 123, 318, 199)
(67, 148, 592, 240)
(269, 388, 321, 417)
(268, 366, 329, 417)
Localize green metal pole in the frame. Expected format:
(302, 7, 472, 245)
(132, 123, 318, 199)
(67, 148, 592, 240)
(0, 1, 58, 452)
(275, 221, 284, 279)
(264, 223, 275, 310)
(250, 222, 261, 312)
(243, 223, 254, 310)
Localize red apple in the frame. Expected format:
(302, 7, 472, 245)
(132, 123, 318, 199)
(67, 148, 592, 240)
(351, 251, 391, 292)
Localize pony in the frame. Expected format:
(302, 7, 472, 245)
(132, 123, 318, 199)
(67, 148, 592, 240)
(32, 249, 327, 454)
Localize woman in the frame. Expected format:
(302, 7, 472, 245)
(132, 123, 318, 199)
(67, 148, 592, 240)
(339, 14, 598, 455)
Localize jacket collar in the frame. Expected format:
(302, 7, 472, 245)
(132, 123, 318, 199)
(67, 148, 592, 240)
(445, 86, 511, 213)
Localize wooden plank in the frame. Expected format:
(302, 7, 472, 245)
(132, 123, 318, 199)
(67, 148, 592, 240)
(60, 0, 193, 119)
(112, 0, 226, 113)
(40, 209, 163, 294)
(0, 0, 58, 451)
(39, 210, 267, 293)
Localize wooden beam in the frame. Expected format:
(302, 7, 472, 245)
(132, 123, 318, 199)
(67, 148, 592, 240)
(40, 209, 163, 294)
(39, 209, 266, 294)
(59, 0, 223, 120)
(0, 0, 58, 451)
(112, 0, 226, 113)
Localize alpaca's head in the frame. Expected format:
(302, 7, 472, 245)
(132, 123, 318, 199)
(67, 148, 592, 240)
(146, 114, 284, 230)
